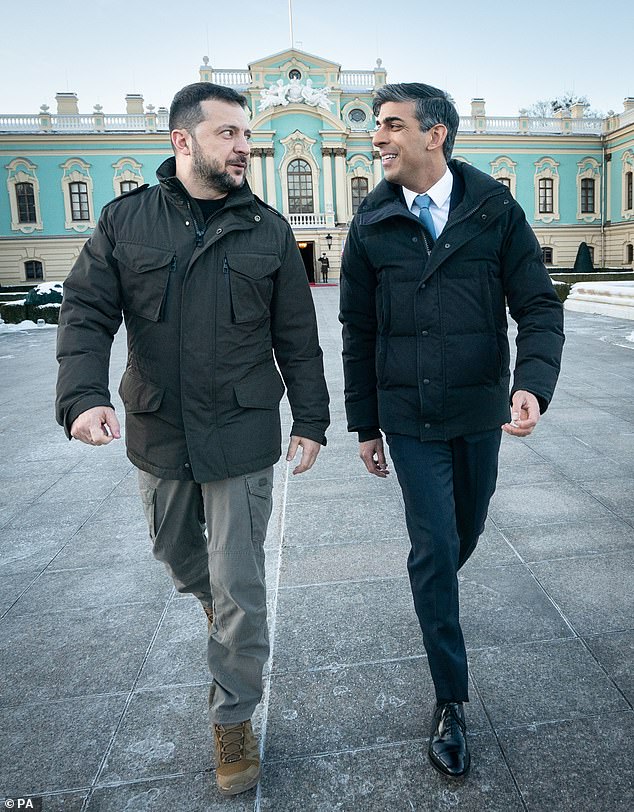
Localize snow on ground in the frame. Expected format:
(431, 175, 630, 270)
(0, 320, 57, 332)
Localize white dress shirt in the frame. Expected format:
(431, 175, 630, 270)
(403, 167, 453, 237)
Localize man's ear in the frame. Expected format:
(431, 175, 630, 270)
(427, 124, 448, 152)
(171, 128, 191, 156)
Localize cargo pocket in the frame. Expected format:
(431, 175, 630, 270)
(118, 368, 164, 414)
(245, 470, 273, 547)
(234, 364, 285, 409)
(138, 475, 158, 540)
(113, 242, 175, 321)
(227, 253, 279, 323)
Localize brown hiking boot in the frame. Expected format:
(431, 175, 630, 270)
(213, 720, 260, 795)
(202, 604, 214, 632)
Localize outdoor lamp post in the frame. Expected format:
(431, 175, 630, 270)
(326, 233, 333, 250)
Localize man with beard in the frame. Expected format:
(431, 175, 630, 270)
(56, 83, 330, 796)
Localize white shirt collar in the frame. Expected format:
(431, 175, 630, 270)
(402, 166, 453, 212)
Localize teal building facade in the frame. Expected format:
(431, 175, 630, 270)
(1, 48, 633, 284)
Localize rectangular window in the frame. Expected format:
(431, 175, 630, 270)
(539, 178, 553, 213)
(16, 182, 37, 223)
(627, 172, 633, 210)
(69, 181, 90, 221)
(587, 246, 594, 263)
(120, 180, 138, 195)
(581, 178, 595, 213)
(498, 177, 511, 188)
(25, 260, 43, 280)
(541, 247, 553, 265)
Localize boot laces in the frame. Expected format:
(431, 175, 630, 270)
(217, 723, 246, 764)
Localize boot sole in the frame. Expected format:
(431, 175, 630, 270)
(217, 768, 261, 796)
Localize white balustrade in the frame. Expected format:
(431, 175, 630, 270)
(287, 213, 327, 227)
(340, 71, 374, 89)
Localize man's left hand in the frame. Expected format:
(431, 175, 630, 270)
(502, 390, 541, 437)
(286, 436, 322, 474)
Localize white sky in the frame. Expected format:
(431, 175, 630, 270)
(1, 0, 632, 117)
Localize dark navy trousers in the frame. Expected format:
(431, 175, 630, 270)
(386, 429, 502, 703)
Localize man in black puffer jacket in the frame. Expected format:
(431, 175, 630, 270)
(340, 82, 563, 780)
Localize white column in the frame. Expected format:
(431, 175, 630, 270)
(373, 151, 383, 187)
(250, 151, 264, 198)
(264, 149, 277, 209)
(322, 149, 335, 227)
(334, 148, 347, 225)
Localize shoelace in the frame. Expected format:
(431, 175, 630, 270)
(217, 724, 245, 763)
(440, 704, 466, 736)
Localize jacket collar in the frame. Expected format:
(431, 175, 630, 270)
(357, 159, 507, 226)
(156, 156, 257, 216)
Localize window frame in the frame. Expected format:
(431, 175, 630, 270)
(287, 158, 314, 214)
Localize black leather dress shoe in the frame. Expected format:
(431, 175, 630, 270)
(428, 702, 470, 779)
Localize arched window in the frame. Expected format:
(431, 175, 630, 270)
(25, 260, 43, 280)
(539, 178, 554, 213)
(351, 177, 368, 214)
(287, 159, 314, 214)
(626, 244, 633, 264)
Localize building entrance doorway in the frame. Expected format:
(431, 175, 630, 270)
(297, 241, 315, 283)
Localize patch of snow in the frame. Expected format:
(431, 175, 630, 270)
(627, 332, 634, 343)
(0, 320, 57, 332)
(33, 281, 63, 294)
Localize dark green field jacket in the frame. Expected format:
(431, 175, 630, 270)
(56, 158, 329, 481)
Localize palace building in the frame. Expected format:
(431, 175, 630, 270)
(1, 48, 633, 285)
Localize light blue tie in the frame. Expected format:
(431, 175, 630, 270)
(415, 193, 436, 240)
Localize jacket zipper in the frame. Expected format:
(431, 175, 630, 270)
(186, 200, 206, 247)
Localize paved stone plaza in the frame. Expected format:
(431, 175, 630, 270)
(1, 287, 633, 811)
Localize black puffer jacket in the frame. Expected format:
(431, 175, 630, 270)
(340, 160, 564, 441)
(56, 157, 329, 481)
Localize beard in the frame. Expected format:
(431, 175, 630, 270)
(191, 136, 247, 194)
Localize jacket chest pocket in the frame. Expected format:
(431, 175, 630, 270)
(227, 253, 279, 324)
(113, 242, 175, 322)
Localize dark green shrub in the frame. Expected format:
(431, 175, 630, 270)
(0, 300, 28, 324)
(573, 242, 594, 273)
(553, 282, 571, 302)
(31, 303, 60, 324)
(24, 282, 63, 306)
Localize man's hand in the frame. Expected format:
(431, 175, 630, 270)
(502, 390, 540, 437)
(359, 437, 390, 478)
(70, 406, 121, 446)
(286, 436, 322, 475)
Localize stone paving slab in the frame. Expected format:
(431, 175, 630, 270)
(1, 292, 633, 811)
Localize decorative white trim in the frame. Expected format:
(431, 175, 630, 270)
(279, 131, 320, 216)
(576, 157, 601, 223)
(112, 157, 144, 198)
(6, 158, 43, 233)
(60, 158, 95, 232)
(342, 99, 373, 131)
(490, 155, 517, 198)
(534, 157, 560, 224)
(621, 150, 634, 220)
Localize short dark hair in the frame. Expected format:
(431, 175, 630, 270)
(372, 82, 459, 161)
(169, 82, 248, 133)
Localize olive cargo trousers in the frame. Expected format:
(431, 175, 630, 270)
(138, 466, 274, 724)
